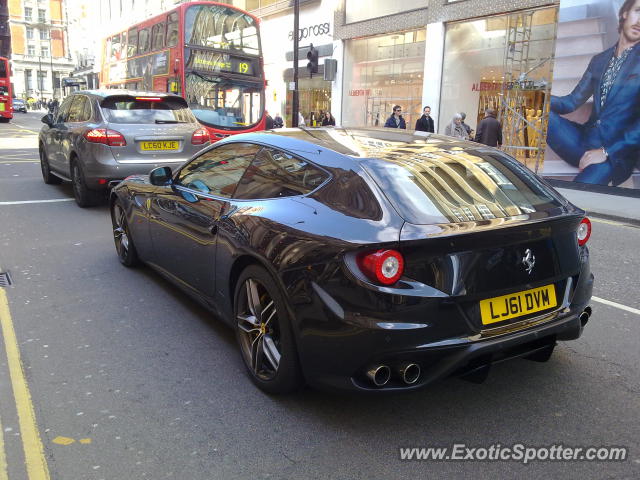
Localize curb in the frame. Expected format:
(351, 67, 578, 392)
(585, 211, 640, 228)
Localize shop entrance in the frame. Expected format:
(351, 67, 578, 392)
(285, 76, 331, 126)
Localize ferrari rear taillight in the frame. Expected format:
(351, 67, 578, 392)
(84, 128, 127, 147)
(577, 217, 591, 246)
(356, 249, 404, 285)
(191, 128, 210, 145)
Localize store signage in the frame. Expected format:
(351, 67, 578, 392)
(349, 89, 370, 96)
(288, 22, 331, 42)
(472, 80, 541, 92)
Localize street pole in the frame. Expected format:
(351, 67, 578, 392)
(292, 0, 299, 127)
(38, 55, 42, 99)
(49, 35, 54, 98)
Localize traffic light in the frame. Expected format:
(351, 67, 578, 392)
(307, 44, 318, 76)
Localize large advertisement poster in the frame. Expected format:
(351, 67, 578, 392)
(543, 0, 640, 189)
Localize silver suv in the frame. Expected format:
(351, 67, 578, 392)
(38, 90, 210, 207)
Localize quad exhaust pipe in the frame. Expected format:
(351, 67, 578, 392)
(366, 365, 391, 387)
(399, 363, 421, 385)
(366, 363, 421, 387)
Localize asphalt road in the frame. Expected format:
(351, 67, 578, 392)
(0, 112, 639, 480)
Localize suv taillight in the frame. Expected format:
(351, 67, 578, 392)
(84, 128, 127, 147)
(577, 217, 591, 246)
(356, 249, 404, 285)
(191, 128, 210, 145)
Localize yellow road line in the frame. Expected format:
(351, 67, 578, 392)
(0, 290, 50, 480)
(0, 414, 8, 480)
(590, 217, 638, 228)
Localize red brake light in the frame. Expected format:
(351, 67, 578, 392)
(577, 217, 591, 246)
(135, 97, 162, 102)
(191, 127, 210, 145)
(356, 249, 404, 285)
(84, 128, 127, 147)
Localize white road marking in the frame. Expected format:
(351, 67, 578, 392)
(0, 199, 74, 206)
(592, 296, 640, 316)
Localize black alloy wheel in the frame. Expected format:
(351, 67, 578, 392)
(71, 161, 102, 207)
(39, 147, 62, 185)
(234, 266, 302, 393)
(111, 200, 139, 267)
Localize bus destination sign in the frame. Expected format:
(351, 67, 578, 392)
(187, 49, 257, 77)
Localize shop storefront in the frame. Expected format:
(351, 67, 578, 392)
(439, 7, 557, 171)
(342, 29, 426, 128)
(258, 2, 335, 127)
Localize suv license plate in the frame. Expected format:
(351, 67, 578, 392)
(479, 284, 557, 325)
(140, 141, 179, 151)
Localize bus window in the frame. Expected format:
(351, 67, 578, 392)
(127, 28, 138, 57)
(111, 34, 122, 61)
(166, 12, 179, 47)
(151, 22, 165, 51)
(138, 28, 150, 54)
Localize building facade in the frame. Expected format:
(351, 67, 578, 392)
(7, 0, 74, 100)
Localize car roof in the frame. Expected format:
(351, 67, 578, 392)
(70, 89, 184, 100)
(222, 127, 498, 168)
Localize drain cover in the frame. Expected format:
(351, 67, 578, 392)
(0, 272, 12, 287)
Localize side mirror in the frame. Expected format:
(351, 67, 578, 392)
(149, 166, 173, 186)
(41, 114, 54, 127)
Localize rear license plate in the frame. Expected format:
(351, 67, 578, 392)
(480, 284, 557, 325)
(140, 141, 179, 151)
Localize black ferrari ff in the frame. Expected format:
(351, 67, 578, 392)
(109, 127, 593, 393)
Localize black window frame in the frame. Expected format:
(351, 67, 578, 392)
(138, 28, 151, 55)
(127, 27, 139, 57)
(67, 95, 88, 123)
(55, 96, 74, 123)
(233, 146, 331, 200)
(151, 21, 166, 51)
(174, 142, 261, 199)
(166, 12, 179, 47)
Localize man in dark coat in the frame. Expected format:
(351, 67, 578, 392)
(546, 0, 640, 185)
(265, 111, 274, 129)
(475, 108, 502, 147)
(384, 105, 406, 129)
(414, 106, 435, 132)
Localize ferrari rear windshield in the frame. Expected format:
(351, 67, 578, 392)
(361, 150, 563, 225)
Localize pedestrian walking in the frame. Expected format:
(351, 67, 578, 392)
(384, 105, 406, 129)
(414, 106, 435, 132)
(298, 111, 306, 127)
(445, 113, 468, 140)
(273, 113, 284, 128)
(474, 108, 503, 148)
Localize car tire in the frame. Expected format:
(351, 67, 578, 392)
(71, 161, 103, 208)
(234, 265, 303, 394)
(39, 147, 62, 185)
(110, 199, 140, 267)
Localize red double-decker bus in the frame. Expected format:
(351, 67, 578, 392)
(100, 1, 265, 139)
(0, 57, 12, 122)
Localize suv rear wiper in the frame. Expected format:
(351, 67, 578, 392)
(154, 120, 188, 124)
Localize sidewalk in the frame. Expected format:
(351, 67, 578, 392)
(556, 188, 640, 225)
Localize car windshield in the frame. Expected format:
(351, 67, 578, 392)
(185, 73, 263, 129)
(362, 149, 562, 225)
(100, 95, 196, 124)
(184, 4, 259, 55)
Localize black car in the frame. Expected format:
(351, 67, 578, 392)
(110, 127, 594, 394)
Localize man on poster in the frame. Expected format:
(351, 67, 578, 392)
(547, 0, 640, 186)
